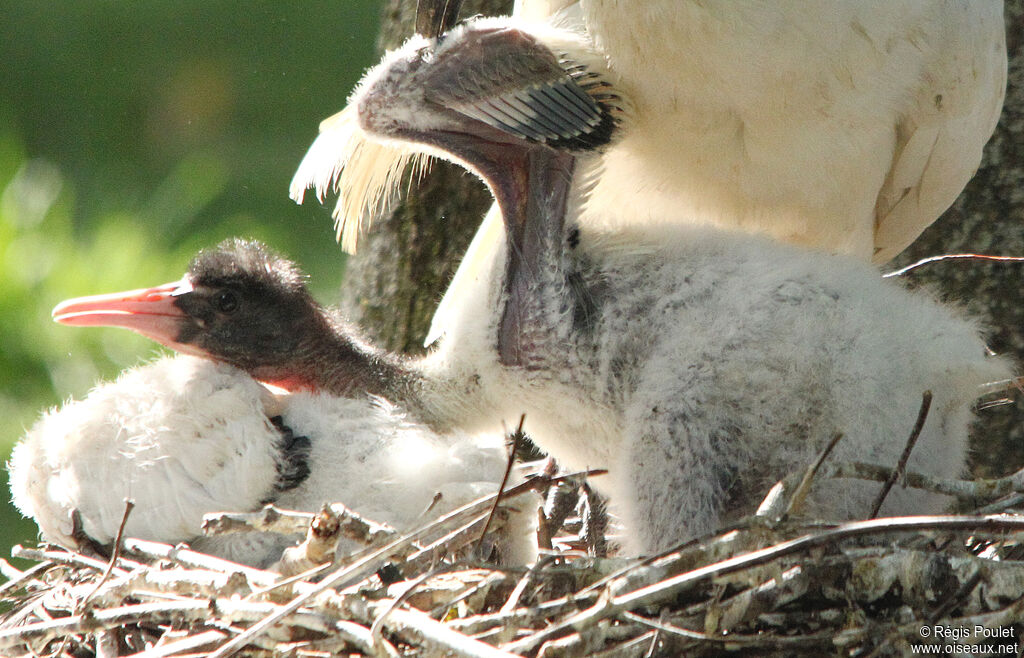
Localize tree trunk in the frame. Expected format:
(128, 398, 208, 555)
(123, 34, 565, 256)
(344, 0, 1024, 473)
(338, 0, 513, 355)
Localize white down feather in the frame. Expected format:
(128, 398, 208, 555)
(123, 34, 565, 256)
(9, 355, 534, 567)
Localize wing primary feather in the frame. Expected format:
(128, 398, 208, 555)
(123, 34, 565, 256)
(525, 86, 582, 127)
(487, 96, 565, 139)
(456, 103, 545, 141)
(550, 79, 601, 121)
(500, 93, 575, 137)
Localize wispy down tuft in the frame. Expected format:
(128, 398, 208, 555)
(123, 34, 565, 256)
(289, 106, 431, 254)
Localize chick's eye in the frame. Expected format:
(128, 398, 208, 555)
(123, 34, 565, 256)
(214, 290, 238, 313)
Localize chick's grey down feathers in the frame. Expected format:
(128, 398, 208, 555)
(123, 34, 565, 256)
(310, 20, 1013, 553)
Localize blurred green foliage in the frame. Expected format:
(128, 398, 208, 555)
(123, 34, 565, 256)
(0, 1, 382, 568)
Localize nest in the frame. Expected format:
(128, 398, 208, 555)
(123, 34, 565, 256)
(4, 415, 1024, 657)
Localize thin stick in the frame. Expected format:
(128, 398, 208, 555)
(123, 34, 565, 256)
(500, 554, 556, 615)
(476, 414, 525, 554)
(80, 500, 135, 610)
(769, 460, 1024, 507)
(621, 610, 835, 650)
(785, 432, 844, 517)
(207, 537, 424, 658)
(58, 501, 135, 658)
(503, 515, 1024, 654)
(378, 604, 521, 658)
(0, 598, 332, 650)
(428, 571, 509, 619)
(123, 629, 227, 658)
(121, 539, 278, 587)
(883, 253, 1024, 278)
(10, 545, 133, 575)
(0, 560, 52, 597)
(370, 568, 443, 657)
(869, 391, 931, 518)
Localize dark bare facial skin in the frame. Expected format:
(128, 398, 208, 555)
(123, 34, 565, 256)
(172, 239, 333, 384)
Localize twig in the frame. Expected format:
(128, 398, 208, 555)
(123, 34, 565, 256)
(673, 564, 810, 631)
(0, 560, 52, 596)
(121, 539, 278, 587)
(977, 492, 1024, 514)
(503, 515, 1024, 654)
(123, 629, 227, 657)
(369, 600, 521, 658)
(331, 620, 394, 658)
(869, 391, 931, 518)
(11, 545, 133, 576)
(621, 610, 836, 650)
(370, 568, 442, 657)
(642, 610, 665, 658)
(501, 554, 557, 615)
(247, 561, 333, 599)
(204, 502, 399, 550)
(406, 511, 493, 568)
(883, 253, 1024, 278)
(0, 598, 331, 651)
(0, 559, 23, 582)
(785, 432, 844, 518)
(476, 414, 526, 555)
(80, 499, 135, 610)
(202, 504, 312, 536)
(205, 476, 554, 658)
(770, 459, 1024, 509)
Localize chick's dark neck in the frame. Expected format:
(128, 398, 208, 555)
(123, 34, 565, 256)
(247, 310, 423, 404)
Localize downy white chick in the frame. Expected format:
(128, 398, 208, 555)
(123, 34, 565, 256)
(9, 355, 534, 568)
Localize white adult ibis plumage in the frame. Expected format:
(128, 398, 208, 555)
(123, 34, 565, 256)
(514, 0, 1008, 263)
(290, 2, 1007, 346)
(293, 0, 1006, 264)
(9, 354, 535, 567)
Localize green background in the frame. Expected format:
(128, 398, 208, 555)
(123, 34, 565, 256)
(0, 2, 383, 569)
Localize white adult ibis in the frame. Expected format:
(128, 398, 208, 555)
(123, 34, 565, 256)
(513, 0, 1008, 263)
(9, 355, 535, 567)
(293, 1, 1006, 264)
(290, 2, 1007, 346)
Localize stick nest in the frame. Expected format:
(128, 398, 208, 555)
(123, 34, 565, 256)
(3, 461, 1024, 657)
